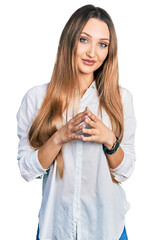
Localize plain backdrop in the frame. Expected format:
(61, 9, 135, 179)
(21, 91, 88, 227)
(0, 0, 153, 239)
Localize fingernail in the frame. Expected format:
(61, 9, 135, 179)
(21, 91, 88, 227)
(81, 135, 84, 140)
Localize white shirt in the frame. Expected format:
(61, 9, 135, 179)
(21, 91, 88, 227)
(17, 81, 136, 240)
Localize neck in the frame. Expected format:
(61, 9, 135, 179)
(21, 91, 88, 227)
(78, 72, 94, 97)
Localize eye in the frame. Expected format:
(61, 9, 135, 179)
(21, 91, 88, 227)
(80, 37, 88, 43)
(99, 43, 107, 48)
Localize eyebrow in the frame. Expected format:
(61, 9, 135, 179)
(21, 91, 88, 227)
(81, 32, 110, 42)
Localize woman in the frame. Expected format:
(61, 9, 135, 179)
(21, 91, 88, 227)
(17, 4, 136, 240)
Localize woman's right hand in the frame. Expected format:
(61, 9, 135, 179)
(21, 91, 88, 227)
(54, 109, 87, 146)
(37, 109, 88, 170)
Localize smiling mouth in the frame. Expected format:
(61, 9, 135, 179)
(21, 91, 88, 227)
(82, 59, 96, 66)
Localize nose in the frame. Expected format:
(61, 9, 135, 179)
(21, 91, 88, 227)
(86, 43, 96, 58)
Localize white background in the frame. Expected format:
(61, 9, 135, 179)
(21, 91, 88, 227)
(0, 0, 153, 239)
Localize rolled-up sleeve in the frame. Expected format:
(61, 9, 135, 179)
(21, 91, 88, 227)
(17, 88, 49, 182)
(111, 88, 137, 183)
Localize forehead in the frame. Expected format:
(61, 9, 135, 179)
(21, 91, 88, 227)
(81, 18, 110, 39)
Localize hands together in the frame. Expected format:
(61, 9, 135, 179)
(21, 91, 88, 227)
(55, 107, 116, 149)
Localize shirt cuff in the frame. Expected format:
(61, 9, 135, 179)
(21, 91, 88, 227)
(33, 149, 49, 172)
(26, 149, 49, 180)
(110, 151, 135, 182)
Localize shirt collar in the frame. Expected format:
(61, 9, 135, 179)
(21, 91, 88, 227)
(91, 80, 96, 89)
(81, 80, 96, 103)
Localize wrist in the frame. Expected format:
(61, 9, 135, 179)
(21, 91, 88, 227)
(103, 132, 116, 150)
(103, 136, 120, 155)
(52, 131, 63, 147)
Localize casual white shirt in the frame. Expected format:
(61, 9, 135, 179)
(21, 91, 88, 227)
(16, 81, 136, 240)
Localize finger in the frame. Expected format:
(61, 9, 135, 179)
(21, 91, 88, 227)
(71, 109, 87, 125)
(72, 112, 88, 127)
(68, 116, 85, 135)
(82, 135, 96, 142)
(84, 116, 95, 128)
(86, 108, 97, 122)
(82, 127, 96, 135)
(73, 114, 86, 127)
(71, 133, 84, 140)
(75, 109, 87, 119)
(72, 123, 86, 133)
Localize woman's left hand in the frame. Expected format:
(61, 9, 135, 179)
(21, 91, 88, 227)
(82, 107, 116, 150)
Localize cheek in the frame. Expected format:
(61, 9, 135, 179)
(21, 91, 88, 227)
(98, 50, 108, 64)
(76, 43, 85, 56)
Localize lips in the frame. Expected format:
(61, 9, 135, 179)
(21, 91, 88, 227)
(82, 59, 96, 66)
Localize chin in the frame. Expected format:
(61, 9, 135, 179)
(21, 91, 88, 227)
(78, 66, 96, 74)
(79, 70, 94, 75)
(78, 63, 102, 74)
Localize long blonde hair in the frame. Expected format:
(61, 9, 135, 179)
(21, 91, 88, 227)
(28, 5, 124, 183)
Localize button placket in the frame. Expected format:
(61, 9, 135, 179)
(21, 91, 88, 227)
(72, 140, 82, 239)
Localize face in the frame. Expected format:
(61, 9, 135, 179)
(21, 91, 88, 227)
(75, 18, 110, 76)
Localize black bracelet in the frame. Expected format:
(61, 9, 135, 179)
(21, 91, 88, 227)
(103, 136, 120, 155)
